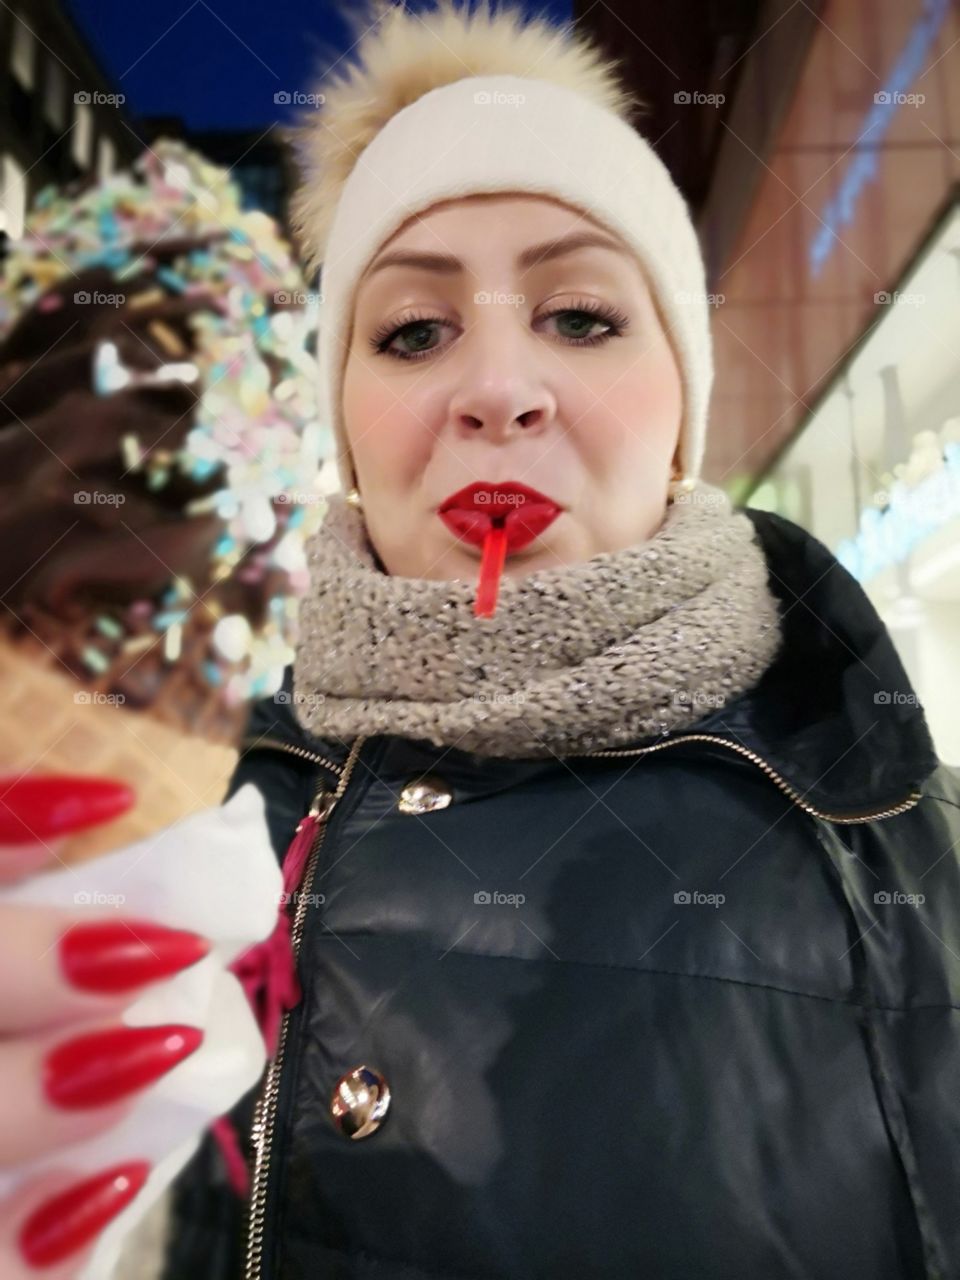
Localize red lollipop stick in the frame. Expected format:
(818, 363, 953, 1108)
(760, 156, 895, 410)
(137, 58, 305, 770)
(474, 518, 508, 617)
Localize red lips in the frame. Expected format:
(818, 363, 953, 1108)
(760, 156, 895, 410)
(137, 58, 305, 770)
(437, 482, 562, 552)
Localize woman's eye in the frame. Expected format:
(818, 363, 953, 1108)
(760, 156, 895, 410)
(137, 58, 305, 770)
(541, 309, 616, 342)
(370, 305, 628, 362)
(389, 319, 447, 358)
(371, 317, 451, 362)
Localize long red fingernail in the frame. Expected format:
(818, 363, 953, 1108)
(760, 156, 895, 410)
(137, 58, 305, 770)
(0, 775, 135, 844)
(59, 920, 211, 994)
(43, 1024, 203, 1109)
(18, 1161, 151, 1267)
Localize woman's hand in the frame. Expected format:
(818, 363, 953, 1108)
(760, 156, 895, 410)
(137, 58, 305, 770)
(0, 774, 210, 1275)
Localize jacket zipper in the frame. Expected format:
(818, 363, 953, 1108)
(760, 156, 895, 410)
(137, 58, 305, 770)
(239, 733, 345, 780)
(240, 730, 923, 825)
(575, 732, 922, 824)
(245, 733, 367, 1279)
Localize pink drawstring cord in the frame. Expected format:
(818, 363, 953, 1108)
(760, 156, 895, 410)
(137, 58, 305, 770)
(211, 809, 321, 1196)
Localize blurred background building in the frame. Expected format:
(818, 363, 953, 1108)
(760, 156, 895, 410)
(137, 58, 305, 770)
(0, 0, 139, 239)
(2, 0, 958, 759)
(575, 0, 960, 759)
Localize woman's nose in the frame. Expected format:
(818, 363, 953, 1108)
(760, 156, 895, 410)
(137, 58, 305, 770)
(447, 332, 557, 444)
(455, 402, 551, 440)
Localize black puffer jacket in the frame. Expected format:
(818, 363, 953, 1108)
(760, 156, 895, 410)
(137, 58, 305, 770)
(162, 507, 960, 1280)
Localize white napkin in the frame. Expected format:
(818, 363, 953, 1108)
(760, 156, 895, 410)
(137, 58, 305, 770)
(0, 783, 281, 1279)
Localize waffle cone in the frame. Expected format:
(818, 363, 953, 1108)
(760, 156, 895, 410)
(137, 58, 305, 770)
(0, 639, 239, 864)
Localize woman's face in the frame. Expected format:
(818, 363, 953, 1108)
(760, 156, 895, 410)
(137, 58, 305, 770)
(343, 193, 683, 581)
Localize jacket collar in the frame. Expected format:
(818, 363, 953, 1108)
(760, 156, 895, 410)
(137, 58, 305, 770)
(256, 507, 938, 813)
(684, 507, 939, 812)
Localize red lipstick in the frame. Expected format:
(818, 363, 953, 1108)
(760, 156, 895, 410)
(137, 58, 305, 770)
(437, 482, 563, 617)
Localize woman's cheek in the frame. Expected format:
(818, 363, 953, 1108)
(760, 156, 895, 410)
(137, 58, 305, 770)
(608, 366, 681, 464)
(344, 375, 412, 483)
(569, 394, 632, 479)
(395, 406, 437, 485)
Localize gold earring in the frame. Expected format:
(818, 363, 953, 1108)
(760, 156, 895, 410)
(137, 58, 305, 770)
(345, 487, 363, 511)
(667, 474, 695, 503)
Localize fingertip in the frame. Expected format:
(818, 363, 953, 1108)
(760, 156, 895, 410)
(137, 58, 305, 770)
(16, 1160, 151, 1268)
(0, 776, 136, 845)
(0, 838, 65, 884)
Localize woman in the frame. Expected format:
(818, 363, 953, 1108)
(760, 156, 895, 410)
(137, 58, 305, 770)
(2, 2, 959, 1277)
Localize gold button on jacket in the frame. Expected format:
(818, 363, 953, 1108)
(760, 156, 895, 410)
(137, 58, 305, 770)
(330, 1065, 391, 1139)
(398, 774, 453, 814)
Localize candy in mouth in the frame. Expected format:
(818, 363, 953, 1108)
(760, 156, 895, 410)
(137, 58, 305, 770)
(474, 517, 508, 618)
(436, 483, 563, 618)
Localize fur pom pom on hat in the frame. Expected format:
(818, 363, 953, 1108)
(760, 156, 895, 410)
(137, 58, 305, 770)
(288, 0, 715, 492)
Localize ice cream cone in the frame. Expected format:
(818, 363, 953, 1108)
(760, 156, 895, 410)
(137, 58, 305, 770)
(0, 138, 329, 865)
(0, 639, 238, 864)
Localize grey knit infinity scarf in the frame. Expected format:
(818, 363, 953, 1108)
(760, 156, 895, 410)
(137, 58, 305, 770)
(291, 480, 782, 759)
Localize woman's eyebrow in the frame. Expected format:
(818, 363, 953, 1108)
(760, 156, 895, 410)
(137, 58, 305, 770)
(361, 230, 629, 282)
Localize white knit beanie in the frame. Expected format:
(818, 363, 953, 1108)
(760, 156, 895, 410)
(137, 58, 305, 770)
(290, 1, 714, 494)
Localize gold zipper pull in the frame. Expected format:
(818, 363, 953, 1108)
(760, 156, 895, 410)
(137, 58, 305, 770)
(295, 788, 336, 834)
(310, 789, 337, 822)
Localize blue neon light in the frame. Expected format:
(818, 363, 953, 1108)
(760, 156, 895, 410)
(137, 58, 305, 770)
(808, 0, 949, 279)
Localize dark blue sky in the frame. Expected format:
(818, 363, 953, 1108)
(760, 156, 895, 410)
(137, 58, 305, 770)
(64, 0, 574, 131)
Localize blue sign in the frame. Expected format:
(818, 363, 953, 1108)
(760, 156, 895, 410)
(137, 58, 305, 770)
(809, 0, 949, 278)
